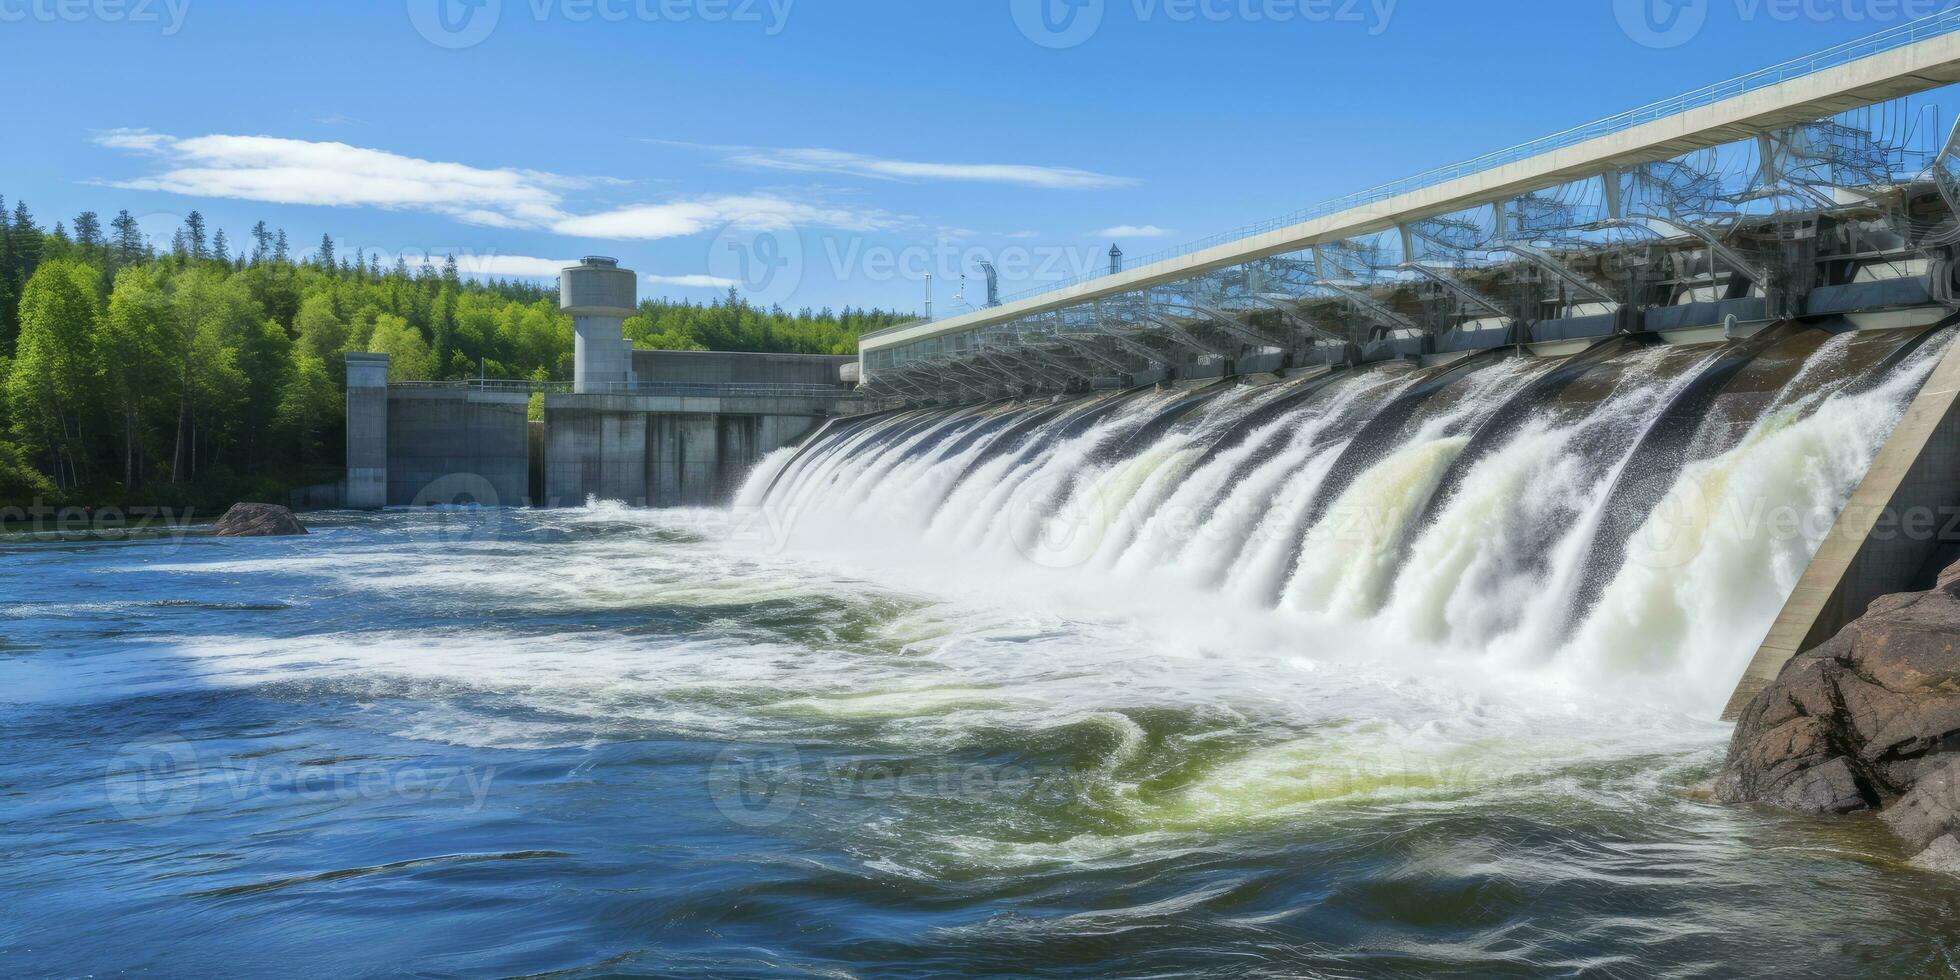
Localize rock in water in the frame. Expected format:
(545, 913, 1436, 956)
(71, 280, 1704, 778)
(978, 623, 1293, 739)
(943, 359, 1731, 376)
(1719, 562, 1960, 869)
(1881, 758, 1960, 852)
(210, 503, 308, 538)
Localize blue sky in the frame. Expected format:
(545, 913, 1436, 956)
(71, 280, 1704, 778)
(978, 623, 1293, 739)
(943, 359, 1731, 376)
(4, 0, 1956, 315)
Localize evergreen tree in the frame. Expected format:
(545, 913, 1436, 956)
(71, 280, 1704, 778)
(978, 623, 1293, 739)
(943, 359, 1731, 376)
(0, 196, 14, 352)
(11, 199, 43, 285)
(72, 211, 101, 253)
(317, 234, 335, 271)
(0, 198, 907, 505)
(184, 211, 207, 261)
(274, 229, 289, 264)
(212, 228, 229, 264)
(110, 210, 143, 260)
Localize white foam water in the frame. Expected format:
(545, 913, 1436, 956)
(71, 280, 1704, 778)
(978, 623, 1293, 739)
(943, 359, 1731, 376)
(751, 330, 1952, 719)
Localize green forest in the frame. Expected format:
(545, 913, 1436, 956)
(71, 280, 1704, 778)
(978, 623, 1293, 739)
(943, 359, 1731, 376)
(0, 195, 913, 512)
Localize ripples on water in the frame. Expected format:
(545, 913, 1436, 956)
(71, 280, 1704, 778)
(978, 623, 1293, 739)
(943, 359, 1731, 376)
(9, 331, 1960, 976)
(2, 504, 1958, 978)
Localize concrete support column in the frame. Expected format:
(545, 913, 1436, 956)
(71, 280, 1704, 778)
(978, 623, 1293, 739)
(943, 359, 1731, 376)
(574, 315, 635, 393)
(344, 352, 390, 510)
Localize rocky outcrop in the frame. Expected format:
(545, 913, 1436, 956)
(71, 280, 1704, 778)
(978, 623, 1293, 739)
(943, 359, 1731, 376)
(210, 503, 308, 537)
(1719, 560, 1960, 868)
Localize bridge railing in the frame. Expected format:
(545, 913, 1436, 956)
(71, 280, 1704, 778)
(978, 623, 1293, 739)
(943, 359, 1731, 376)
(862, 7, 1960, 340)
(390, 380, 861, 399)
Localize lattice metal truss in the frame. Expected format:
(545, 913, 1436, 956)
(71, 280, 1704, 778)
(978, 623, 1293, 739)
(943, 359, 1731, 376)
(865, 92, 1956, 404)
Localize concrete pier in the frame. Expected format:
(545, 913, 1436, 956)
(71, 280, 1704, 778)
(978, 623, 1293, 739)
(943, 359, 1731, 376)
(344, 352, 391, 510)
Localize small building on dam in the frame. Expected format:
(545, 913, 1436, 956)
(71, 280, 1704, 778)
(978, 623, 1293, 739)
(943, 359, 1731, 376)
(331, 257, 864, 510)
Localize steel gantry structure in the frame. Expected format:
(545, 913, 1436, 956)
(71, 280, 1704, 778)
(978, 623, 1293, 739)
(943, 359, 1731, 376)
(857, 14, 1960, 404)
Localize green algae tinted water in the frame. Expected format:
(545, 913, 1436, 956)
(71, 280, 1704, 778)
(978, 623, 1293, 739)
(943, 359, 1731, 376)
(8, 334, 1960, 976)
(4, 509, 1960, 978)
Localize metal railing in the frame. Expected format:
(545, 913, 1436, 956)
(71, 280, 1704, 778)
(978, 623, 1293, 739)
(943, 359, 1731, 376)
(390, 379, 564, 392)
(862, 8, 1960, 339)
(389, 379, 860, 399)
(581, 382, 860, 399)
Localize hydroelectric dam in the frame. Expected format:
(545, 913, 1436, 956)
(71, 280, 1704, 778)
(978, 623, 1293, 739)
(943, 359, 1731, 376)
(338, 16, 1960, 721)
(752, 16, 1960, 722)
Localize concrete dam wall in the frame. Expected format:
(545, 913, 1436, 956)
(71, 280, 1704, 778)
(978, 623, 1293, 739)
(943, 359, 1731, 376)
(335, 355, 863, 510)
(540, 391, 837, 508)
(332, 258, 867, 510)
(744, 317, 1960, 718)
(387, 388, 532, 509)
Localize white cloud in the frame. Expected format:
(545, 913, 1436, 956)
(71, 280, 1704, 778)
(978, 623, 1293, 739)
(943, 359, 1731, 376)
(646, 273, 740, 289)
(1093, 225, 1173, 238)
(93, 128, 173, 153)
(552, 195, 901, 240)
(94, 131, 900, 241)
(349, 251, 576, 280)
(95, 131, 571, 229)
(449, 254, 578, 279)
(726, 146, 1134, 190)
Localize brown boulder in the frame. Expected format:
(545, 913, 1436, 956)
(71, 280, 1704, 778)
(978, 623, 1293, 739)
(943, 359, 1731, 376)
(1720, 562, 1960, 867)
(210, 503, 308, 538)
(1880, 757, 1960, 852)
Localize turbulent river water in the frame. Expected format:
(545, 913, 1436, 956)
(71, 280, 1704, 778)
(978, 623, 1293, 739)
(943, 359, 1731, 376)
(9, 327, 1960, 976)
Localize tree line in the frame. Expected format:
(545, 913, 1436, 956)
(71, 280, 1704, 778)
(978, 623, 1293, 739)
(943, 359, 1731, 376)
(0, 195, 913, 509)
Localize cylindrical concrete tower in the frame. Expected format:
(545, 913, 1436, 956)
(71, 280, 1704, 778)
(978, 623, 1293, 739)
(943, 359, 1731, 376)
(562, 256, 638, 394)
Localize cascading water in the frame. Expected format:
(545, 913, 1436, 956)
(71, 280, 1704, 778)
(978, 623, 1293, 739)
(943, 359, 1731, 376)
(749, 324, 1955, 717)
(14, 325, 1960, 976)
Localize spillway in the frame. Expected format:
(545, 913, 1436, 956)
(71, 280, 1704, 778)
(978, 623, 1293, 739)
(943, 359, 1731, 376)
(742, 322, 1959, 716)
